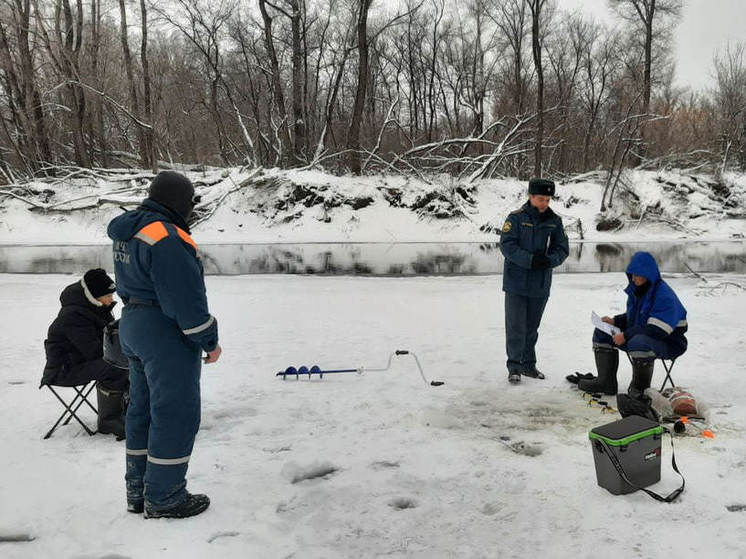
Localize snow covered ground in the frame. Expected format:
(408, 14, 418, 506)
(1, 272, 745, 558)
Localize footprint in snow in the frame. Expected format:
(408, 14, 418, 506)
(370, 460, 400, 470)
(283, 461, 339, 484)
(389, 497, 418, 510)
(207, 531, 240, 543)
(496, 437, 543, 456)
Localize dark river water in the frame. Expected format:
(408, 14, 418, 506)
(1, 242, 744, 275)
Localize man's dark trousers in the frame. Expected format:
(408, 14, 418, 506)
(120, 303, 202, 511)
(505, 293, 548, 372)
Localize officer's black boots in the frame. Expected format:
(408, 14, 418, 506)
(97, 386, 126, 440)
(578, 347, 619, 395)
(628, 357, 654, 399)
(144, 493, 211, 519)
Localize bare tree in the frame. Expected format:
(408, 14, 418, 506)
(117, 0, 146, 166)
(347, 0, 372, 175)
(609, 0, 682, 162)
(10, 0, 53, 168)
(713, 42, 746, 172)
(527, 0, 549, 177)
(545, 12, 588, 173)
(258, 0, 294, 165)
(140, 0, 156, 171)
(578, 24, 620, 170)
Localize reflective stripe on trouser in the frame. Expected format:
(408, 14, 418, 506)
(120, 305, 202, 509)
(592, 329, 687, 361)
(504, 293, 548, 371)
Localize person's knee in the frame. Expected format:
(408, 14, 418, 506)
(626, 335, 657, 359)
(592, 328, 614, 346)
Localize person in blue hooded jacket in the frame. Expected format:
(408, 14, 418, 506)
(578, 251, 688, 398)
(500, 178, 569, 384)
(108, 171, 221, 519)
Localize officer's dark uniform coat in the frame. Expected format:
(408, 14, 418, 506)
(499, 201, 569, 373)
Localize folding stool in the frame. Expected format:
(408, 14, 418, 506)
(41, 380, 98, 439)
(658, 358, 677, 392)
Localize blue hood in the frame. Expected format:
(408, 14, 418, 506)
(625, 251, 661, 285)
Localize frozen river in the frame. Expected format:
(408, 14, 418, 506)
(1, 241, 745, 275)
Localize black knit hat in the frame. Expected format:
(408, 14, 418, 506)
(528, 178, 555, 196)
(83, 268, 116, 298)
(148, 171, 196, 220)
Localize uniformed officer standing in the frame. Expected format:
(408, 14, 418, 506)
(499, 178, 569, 383)
(107, 171, 221, 518)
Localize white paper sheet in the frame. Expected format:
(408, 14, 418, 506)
(592, 311, 621, 336)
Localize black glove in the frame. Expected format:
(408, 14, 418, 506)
(531, 253, 551, 270)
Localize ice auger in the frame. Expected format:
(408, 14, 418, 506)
(275, 350, 444, 386)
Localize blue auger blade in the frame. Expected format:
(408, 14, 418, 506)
(275, 367, 359, 379)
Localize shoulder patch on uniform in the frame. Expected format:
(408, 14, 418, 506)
(502, 221, 512, 233)
(134, 221, 169, 246)
(175, 226, 198, 253)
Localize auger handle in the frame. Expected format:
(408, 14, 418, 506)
(395, 350, 409, 355)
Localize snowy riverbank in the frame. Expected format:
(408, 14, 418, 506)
(1, 168, 745, 245)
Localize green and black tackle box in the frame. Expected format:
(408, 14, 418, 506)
(589, 415, 663, 495)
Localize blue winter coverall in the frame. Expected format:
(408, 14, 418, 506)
(499, 202, 569, 373)
(593, 251, 688, 360)
(108, 199, 218, 510)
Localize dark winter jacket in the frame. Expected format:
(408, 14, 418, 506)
(613, 251, 688, 342)
(499, 201, 569, 297)
(42, 280, 116, 385)
(107, 199, 218, 353)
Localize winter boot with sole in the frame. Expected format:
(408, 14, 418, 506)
(127, 500, 144, 514)
(628, 357, 654, 400)
(97, 386, 126, 440)
(144, 493, 210, 519)
(578, 347, 619, 396)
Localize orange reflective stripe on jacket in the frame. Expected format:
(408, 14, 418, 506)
(175, 226, 198, 253)
(134, 221, 198, 253)
(134, 221, 169, 246)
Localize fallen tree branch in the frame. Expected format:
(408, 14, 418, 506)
(190, 167, 265, 228)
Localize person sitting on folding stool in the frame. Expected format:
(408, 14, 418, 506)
(579, 251, 688, 401)
(41, 269, 129, 438)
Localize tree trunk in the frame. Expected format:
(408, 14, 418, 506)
(56, 0, 90, 167)
(290, 0, 306, 163)
(636, 0, 655, 165)
(118, 0, 146, 167)
(89, 0, 107, 167)
(530, 0, 545, 178)
(347, 0, 372, 176)
(258, 0, 294, 166)
(140, 0, 156, 172)
(16, 0, 52, 167)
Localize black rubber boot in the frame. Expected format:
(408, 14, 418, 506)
(144, 493, 210, 519)
(97, 386, 126, 440)
(578, 347, 619, 395)
(628, 358, 654, 399)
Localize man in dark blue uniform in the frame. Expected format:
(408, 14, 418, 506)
(499, 178, 569, 383)
(108, 171, 221, 519)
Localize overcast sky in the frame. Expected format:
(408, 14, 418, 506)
(556, 0, 746, 91)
